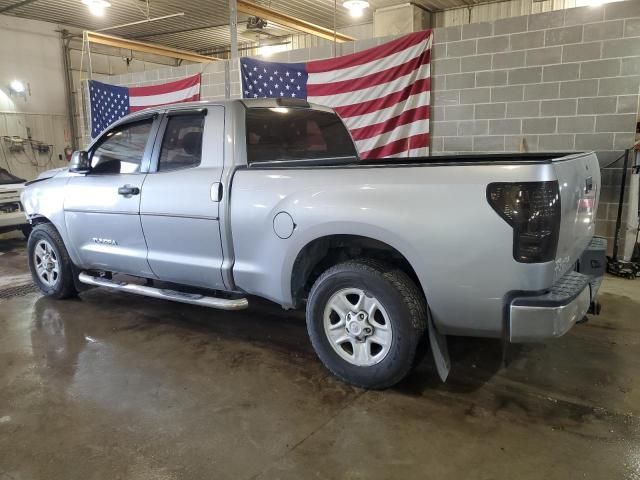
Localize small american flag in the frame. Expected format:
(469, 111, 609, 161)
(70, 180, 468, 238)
(88, 74, 201, 138)
(241, 31, 432, 159)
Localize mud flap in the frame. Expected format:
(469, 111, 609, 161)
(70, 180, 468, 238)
(428, 312, 450, 382)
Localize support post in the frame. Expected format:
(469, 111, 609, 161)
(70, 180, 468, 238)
(612, 149, 631, 261)
(229, 0, 239, 61)
(61, 32, 79, 150)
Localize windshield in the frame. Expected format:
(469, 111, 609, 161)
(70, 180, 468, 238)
(0, 168, 25, 185)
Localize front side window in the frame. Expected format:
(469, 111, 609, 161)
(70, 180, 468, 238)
(246, 108, 357, 164)
(90, 119, 153, 175)
(158, 114, 205, 171)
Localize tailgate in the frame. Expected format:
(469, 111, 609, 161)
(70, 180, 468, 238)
(552, 152, 600, 279)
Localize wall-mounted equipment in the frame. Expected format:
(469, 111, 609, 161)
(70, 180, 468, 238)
(32, 141, 51, 154)
(3, 136, 25, 153)
(247, 16, 268, 30)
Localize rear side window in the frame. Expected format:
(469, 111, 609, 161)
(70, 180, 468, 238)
(158, 114, 205, 171)
(246, 108, 357, 164)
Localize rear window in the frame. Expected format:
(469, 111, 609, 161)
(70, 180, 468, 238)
(246, 108, 357, 164)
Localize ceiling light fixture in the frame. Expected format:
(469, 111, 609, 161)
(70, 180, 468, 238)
(576, 0, 615, 6)
(343, 0, 370, 18)
(9, 80, 25, 94)
(258, 43, 289, 57)
(82, 0, 111, 17)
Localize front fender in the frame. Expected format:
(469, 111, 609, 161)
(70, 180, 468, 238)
(21, 176, 81, 266)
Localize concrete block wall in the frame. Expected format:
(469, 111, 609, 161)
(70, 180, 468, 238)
(429, 1, 640, 155)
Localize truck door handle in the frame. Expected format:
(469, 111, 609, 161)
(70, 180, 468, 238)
(211, 182, 223, 202)
(118, 185, 140, 196)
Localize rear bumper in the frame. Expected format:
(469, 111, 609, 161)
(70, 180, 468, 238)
(509, 237, 606, 342)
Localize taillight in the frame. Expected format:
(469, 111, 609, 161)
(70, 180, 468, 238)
(487, 181, 561, 263)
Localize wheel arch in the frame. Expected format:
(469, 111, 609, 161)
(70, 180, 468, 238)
(290, 234, 424, 308)
(28, 214, 54, 226)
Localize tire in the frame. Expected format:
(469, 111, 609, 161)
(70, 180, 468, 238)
(306, 259, 427, 389)
(27, 223, 78, 299)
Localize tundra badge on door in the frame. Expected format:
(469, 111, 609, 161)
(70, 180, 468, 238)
(92, 237, 118, 246)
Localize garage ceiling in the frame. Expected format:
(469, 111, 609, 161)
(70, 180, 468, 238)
(0, 0, 470, 53)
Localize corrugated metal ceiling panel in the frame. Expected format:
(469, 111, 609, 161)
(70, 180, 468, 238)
(0, 0, 474, 53)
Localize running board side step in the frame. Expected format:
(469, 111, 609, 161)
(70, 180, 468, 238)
(78, 272, 249, 310)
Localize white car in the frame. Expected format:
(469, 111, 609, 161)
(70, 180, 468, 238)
(0, 168, 30, 238)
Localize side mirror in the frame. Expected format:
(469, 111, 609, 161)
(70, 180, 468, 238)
(69, 151, 91, 174)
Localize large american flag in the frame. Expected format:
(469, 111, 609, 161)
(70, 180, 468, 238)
(88, 74, 201, 138)
(241, 31, 432, 159)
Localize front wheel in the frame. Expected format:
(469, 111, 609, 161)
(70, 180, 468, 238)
(306, 260, 427, 389)
(27, 223, 77, 299)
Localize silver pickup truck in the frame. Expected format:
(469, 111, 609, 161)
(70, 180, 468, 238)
(21, 98, 605, 388)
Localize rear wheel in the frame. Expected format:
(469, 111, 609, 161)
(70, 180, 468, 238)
(306, 259, 427, 389)
(27, 223, 77, 299)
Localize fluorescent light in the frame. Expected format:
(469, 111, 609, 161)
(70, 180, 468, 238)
(258, 43, 288, 57)
(9, 80, 25, 94)
(82, 0, 111, 16)
(575, 0, 619, 6)
(343, 0, 369, 18)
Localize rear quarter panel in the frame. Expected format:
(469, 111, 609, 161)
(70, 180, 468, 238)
(230, 162, 560, 337)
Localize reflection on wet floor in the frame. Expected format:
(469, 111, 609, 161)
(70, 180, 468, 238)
(0, 237, 639, 479)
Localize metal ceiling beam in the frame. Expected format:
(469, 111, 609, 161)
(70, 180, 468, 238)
(236, 0, 355, 42)
(0, 0, 40, 14)
(130, 22, 230, 40)
(96, 13, 186, 33)
(85, 31, 221, 63)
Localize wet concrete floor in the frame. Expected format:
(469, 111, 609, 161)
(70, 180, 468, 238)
(1, 234, 639, 479)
